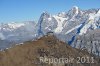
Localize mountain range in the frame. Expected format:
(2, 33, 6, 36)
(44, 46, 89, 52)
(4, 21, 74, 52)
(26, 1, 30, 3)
(0, 6, 100, 56)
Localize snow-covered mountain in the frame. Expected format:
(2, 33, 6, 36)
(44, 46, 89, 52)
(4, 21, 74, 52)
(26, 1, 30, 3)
(38, 6, 100, 44)
(0, 6, 100, 56)
(0, 21, 38, 49)
(38, 6, 100, 56)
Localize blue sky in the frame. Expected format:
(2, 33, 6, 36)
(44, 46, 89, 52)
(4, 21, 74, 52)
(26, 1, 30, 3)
(0, 0, 100, 23)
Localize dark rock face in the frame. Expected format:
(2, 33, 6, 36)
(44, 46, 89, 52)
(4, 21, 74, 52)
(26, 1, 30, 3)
(0, 35, 99, 66)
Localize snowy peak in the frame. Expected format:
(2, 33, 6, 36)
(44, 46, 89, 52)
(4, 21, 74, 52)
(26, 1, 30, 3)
(71, 6, 79, 14)
(40, 11, 50, 18)
(38, 11, 51, 24)
(57, 12, 67, 17)
(67, 6, 80, 19)
(0, 21, 36, 31)
(7, 22, 25, 29)
(72, 6, 79, 11)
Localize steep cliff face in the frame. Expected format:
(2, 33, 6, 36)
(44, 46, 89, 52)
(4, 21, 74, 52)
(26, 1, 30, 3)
(72, 29, 100, 56)
(0, 34, 99, 66)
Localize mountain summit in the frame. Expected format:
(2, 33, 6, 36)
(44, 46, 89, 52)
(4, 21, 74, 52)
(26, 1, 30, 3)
(0, 34, 99, 66)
